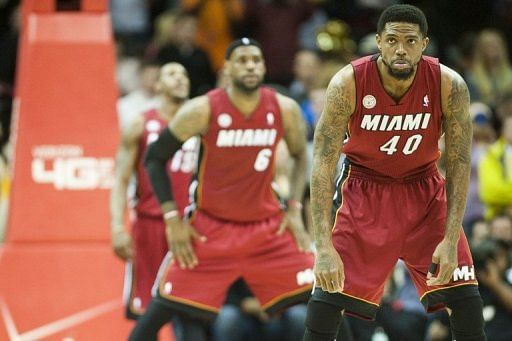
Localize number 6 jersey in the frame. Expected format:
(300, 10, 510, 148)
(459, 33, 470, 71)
(343, 54, 443, 178)
(196, 87, 284, 222)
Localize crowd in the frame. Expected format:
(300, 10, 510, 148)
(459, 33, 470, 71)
(0, 0, 511, 340)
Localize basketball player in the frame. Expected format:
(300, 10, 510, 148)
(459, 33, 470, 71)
(110, 62, 197, 319)
(304, 5, 486, 341)
(129, 38, 314, 340)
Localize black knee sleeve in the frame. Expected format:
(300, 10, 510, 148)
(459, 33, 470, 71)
(129, 300, 174, 341)
(447, 296, 486, 341)
(303, 300, 343, 341)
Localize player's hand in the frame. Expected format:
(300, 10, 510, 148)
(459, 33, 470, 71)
(277, 209, 312, 252)
(240, 297, 269, 322)
(314, 244, 345, 293)
(427, 238, 458, 286)
(165, 217, 206, 270)
(111, 229, 134, 261)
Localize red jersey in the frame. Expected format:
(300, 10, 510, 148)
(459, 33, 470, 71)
(343, 55, 443, 178)
(196, 87, 284, 222)
(135, 109, 198, 218)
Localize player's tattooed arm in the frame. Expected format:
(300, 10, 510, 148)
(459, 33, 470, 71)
(311, 66, 355, 292)
(311, 66, 355, 248)
(109, 116, 144, 260)
(427, 66, 472, 286)
(441, 66, 472, 243)
(169, 95, 211, 141)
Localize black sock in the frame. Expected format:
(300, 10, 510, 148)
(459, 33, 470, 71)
(128, 300, 174, 341)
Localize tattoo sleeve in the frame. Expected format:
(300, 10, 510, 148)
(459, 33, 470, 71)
(442, 74, 472, 242)
(311, 71, 353, 248)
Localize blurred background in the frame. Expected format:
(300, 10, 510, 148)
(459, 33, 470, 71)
(0, 0, 511, 340)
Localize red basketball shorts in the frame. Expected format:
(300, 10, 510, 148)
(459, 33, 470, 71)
(312, 161, 479, 320)
(124, 214, 168, 319)
(152, 211, 314, 321)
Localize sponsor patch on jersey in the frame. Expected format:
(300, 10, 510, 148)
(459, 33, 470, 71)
(218, 113, 232, 128)
(363, 94, 377, 109)
(266, 112, 275, 125)
(146, 120, 161, 132)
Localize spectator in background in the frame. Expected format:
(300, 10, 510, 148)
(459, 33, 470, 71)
(464, 102, 496, 233)
(289, 49, 322, 104)
(473, 237, 512, 341)
(489, 215, 512, 244)
(244, 0, 316, 86)
(157, 11, 216, 97)
(110, 0, 151, 57)
(180, 0, 244, 72)
(144, 11, 178, 61)
(479, 101, 512, 220)
(117, 60, 161, 129)
(466, 29, 512, 108)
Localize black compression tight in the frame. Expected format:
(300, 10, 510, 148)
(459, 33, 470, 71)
(447, 297, 486, 341)
(303, 300, 344, 341)
(128, 300, 208, 341)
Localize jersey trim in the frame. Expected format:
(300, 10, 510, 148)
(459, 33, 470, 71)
(331, 160, 352, 231)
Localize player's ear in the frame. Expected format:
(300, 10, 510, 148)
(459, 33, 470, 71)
(375, 33, 382, 51)
(422, 36, 429, 52)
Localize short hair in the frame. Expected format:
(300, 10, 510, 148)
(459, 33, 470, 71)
(377, 4, 428, 37)
(225, 38, 262, 60)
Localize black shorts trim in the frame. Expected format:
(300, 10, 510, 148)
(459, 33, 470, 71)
(154, 291, 218, 322)
(310, 288, 379, 320)
(420, 283, 480, 313)
(263, 286, 312, 316)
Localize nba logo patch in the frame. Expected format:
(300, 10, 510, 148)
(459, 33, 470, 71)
(218, 113, 232, 128)
(423, 94, 429, 107)
(363, 95, 376, 109)
(266, 112, 275, 125)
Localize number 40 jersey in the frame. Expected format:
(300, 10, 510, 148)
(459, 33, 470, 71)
(343, 54, 443, 178)
(193, 87, 284, 222)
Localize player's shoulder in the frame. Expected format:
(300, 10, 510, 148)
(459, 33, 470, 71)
(275, 92, 300, 113)
(178, 95, 211, 116)
(439, 63, 467, 88)
(121, 114, 145, 144)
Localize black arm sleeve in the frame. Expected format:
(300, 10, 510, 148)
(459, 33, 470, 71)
(144, 128, 184, 204)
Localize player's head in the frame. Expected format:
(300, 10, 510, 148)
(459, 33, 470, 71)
(155, 62, 190, 102)
(376, 4, 429, 80)
(224, 38, 265, 94)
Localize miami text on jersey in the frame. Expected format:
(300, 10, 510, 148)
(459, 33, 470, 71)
(216, 129, 277, 147)
(361, 113, 431, 131)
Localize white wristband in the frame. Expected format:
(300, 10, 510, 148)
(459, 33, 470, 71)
(163, 210, 179, 220)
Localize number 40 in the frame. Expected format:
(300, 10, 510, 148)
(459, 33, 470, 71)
(379, 134, 423, 155)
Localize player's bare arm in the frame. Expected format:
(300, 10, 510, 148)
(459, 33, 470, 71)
(427, 66, 472, 286)
(145, 96, 210, 269)
(110, 116, 144, 261)
(311, 65, 355, 293)
(277, 94, 311, 252)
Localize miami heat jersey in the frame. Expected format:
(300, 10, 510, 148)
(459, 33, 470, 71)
(196, 87, 284, 222)
(343, 55, 443, 178)
(135, 109, 198, 217)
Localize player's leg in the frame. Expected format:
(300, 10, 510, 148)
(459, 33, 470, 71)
(403, 172, 485, 340)
(446, 297, 486, 341)
(128, 299, 174, 341)
(304, 164, 403, 340)
(126, 216, 169, 319)
(303, 300, 344, 341)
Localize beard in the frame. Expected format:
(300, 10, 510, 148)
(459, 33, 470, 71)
(232, 77, 263, 94)
(382, 58, 415, 80)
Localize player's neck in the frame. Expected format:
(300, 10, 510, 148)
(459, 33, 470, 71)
(158, 98, 183, 122)
(376, 57, 418, 101)
(226, 86, 261, 118)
